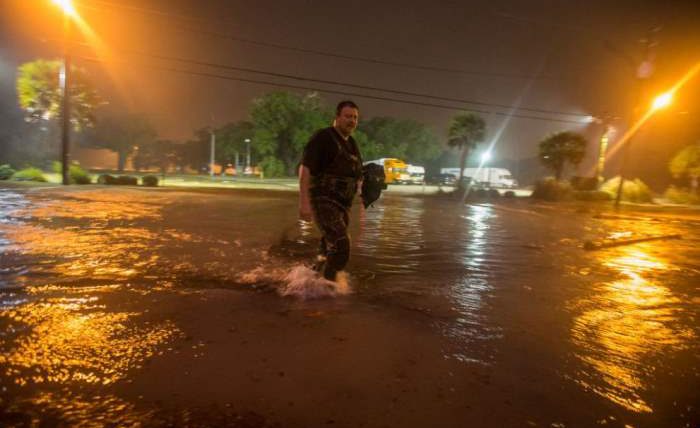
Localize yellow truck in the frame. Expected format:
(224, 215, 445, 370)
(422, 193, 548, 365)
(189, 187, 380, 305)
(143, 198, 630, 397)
(364, 158, 410, 184)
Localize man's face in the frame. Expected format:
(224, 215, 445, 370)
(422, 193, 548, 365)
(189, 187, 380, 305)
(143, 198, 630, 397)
(335, 107, 359, 137)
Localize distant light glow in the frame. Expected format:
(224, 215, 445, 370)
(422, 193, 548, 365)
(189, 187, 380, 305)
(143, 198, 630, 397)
(52, 0, 77, 17)
(583, 115, 596, 124)
(651, 92, 673, 111)
(601, 62, 700, 162)
(481, 151, 491, 163)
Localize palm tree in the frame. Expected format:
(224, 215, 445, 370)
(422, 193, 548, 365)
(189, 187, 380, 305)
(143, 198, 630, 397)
(538, 131, 587, 180)
(447, 113, 486, 189)
(16, 59, 101, 130)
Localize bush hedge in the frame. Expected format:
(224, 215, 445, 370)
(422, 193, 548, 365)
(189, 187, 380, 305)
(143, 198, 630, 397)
(51, 161, 91, 184)
(573, 190, 611, 201)
(97, 174, 116, 184)
(531, 178, 573, 201)
(142, 175, 159, 187)
(663, 186, 700, 205)
(97, 174, 137, 185)
(570, 176, 599, 191)
(0, 164, 15, 180)
(70, 165, 91, 184)
(12, 167, 47, 182)
(116, 175, 138, 185)
(600, 176, 653, 203)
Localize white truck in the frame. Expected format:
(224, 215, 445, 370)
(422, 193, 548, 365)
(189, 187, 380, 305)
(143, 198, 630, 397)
(406, 165, 425, 185)
(440, 167, 518, 188)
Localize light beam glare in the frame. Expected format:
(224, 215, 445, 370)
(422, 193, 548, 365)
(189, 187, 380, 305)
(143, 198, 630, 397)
(59, 3, 135, 106)
(600, 62, 700, 162)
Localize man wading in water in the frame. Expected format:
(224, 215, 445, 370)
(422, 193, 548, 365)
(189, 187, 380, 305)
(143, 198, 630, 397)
(298, 101, 363, 282)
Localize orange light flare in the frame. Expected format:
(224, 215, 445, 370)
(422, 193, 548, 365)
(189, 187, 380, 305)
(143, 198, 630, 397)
(51, 0, 77, 17)
(49, 0, 132, 102)
(51, 0, 108, 55)
(603, 61, 700, 161)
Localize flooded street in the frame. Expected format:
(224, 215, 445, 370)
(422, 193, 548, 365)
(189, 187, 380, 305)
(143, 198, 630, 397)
(0, 186, 698, 427)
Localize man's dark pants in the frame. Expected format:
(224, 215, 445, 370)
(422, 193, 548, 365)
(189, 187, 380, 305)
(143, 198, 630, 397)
(311, 197, 351, 281)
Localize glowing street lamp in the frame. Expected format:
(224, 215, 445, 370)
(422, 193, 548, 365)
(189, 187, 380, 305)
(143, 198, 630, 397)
(651, 91, 673, 111)
(52, 0, 77, 17)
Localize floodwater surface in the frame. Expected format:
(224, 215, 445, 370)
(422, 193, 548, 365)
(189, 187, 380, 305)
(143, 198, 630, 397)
(0, 186, 698, 427)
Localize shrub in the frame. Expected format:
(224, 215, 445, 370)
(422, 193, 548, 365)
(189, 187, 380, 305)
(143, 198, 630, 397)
(574, 190, 612, 201)
(69, 164, 91, 184)
(531, 177, 573, 201)
(259, 156, 286, 178)
(52, 161, 91, 184)
(0, 164, 15, 180)
(142, 175, 159, 187)
(601, 176, 653, 203)
(12, 167, 47, 182)
(570, 176, 599, 191)
(663, 186, 700, 205)
(97, 174, 116, 184)
(115, 175, 138, 185)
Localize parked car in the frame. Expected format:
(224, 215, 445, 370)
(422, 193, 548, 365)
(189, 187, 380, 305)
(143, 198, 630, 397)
(426, 173, 458, 186)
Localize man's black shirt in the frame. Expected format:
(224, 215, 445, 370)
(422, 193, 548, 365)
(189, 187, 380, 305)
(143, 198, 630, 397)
(301, 127, 362, 177)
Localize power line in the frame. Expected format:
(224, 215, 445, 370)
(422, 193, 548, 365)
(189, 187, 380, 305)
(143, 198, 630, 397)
(74, 0, 560, 81)
(62, 39, 588, 119)
(75, 54, 587, 125)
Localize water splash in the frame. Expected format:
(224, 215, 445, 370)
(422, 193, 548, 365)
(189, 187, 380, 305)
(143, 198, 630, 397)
(278, 265, 352, 299)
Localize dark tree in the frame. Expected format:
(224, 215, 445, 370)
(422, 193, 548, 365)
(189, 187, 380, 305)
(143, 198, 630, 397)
(538, 131, 587, 180)
(447, 113, 486, 189)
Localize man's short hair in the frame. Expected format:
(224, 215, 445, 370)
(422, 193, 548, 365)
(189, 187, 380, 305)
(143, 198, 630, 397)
(336, 100, 359, 116)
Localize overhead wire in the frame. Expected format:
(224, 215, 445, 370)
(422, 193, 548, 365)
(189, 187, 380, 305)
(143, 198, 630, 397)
(62, 38, 589, 120)
(75, 54, 588, 125)
(74, 0, 561, 81)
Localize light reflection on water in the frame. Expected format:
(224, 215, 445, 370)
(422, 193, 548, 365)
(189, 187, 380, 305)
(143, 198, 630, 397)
(356, 198, 501, 362)
(0, 188, 698, 425)
(570, 245, 695, 413)
(356, 198, 425, 274)
(0, 284, 180, 387)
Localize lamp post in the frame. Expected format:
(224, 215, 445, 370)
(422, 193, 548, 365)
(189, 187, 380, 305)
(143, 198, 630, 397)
(52, 0, 77, 185)
(245, 138, 251, 171)
(614, 91, 673, 207)
(209, 130, 216, 178)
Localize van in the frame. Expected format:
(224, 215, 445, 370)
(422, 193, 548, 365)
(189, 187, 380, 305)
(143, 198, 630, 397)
(406, 165, 425, 185)
(440, 167, 518, 188)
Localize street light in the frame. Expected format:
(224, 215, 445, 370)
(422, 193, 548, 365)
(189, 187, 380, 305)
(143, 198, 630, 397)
(52, 0, 77, 16)
(614, 90, 673, 207)
(51, 0, 76, 185)
(245, 138, 251, 171)
(652, 91, 673, 110)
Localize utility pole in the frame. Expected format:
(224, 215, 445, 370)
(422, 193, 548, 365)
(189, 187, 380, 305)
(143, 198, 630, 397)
(209, 131, 216, 178)
(60, 14, 72, 185)
(245, 138, 251, 171)
(594, 114, 613, 187)
(614, 27, 660, 208)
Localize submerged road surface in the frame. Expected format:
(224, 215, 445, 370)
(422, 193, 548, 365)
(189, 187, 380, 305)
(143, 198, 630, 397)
(0, 186, 698, 427)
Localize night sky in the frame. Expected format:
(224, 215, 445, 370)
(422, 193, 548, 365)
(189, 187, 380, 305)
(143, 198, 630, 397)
(2, 0, 699, 185)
